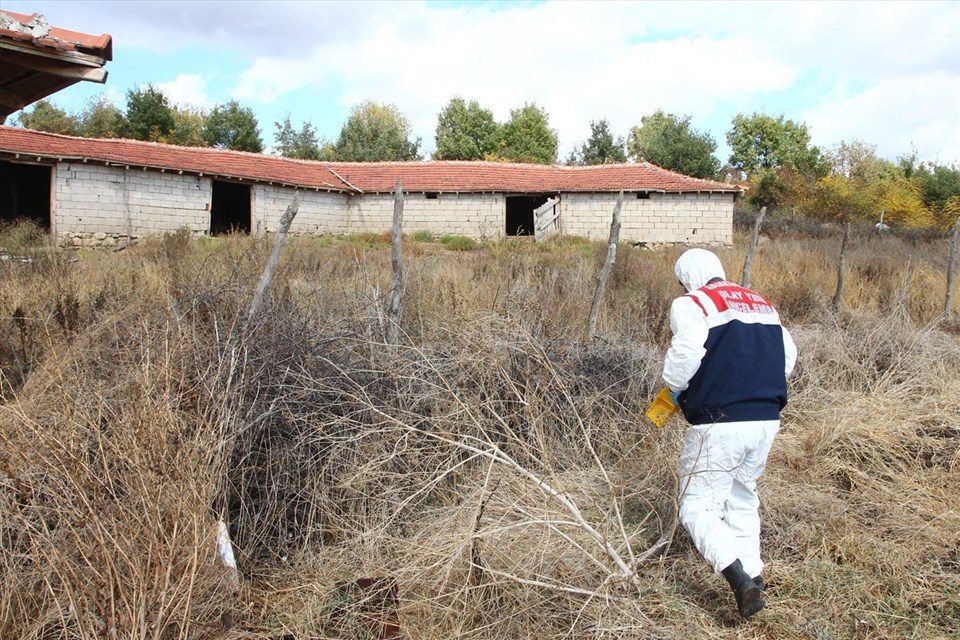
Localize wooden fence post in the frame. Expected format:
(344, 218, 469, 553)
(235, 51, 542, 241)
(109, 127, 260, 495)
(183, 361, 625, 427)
(587, 192, 623, 340)
(246, 192, 299, 328)
(832, 221, 851, 314)
(946, 216, 960, 319)
(741, 206, 766, 289)
(387, 178, 405, 345)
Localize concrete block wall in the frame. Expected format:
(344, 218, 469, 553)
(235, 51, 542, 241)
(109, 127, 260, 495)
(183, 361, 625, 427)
(253, 185, 348, 235)
(346, 193, 505, 239)
(562, 192, 734, 245)
(54, 162, 210, 235)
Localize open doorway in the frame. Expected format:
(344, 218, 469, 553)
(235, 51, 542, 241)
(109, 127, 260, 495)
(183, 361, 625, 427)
(210, 180, 251, 235)
(505, 194, 550, 237)
(0, 160, 51, 230)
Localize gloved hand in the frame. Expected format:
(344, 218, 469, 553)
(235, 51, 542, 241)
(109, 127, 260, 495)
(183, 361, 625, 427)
(669, 389, 682, 406)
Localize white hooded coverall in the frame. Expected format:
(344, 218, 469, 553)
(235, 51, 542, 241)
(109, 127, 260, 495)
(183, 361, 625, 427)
(663, 249, 797, 578)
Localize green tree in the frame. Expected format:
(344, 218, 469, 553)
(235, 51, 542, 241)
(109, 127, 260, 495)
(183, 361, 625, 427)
(273, 115, 333, 160)
(823, 140, 899, 182)
(915, 162, 960, 217)
(77, 95, 127, 138)
(567, 119, 626, 165)
(125, 84, 175, 142)
(334, 101, 421, 162)
(726, 112, 825, 177)
(13, 100, 78, 135)
(202, 100, 263, 152)
(499, 103, 558, 164)
(626, 110, 719, 178)
(169, 106, 207, 147)
(433, 97, 500, 160)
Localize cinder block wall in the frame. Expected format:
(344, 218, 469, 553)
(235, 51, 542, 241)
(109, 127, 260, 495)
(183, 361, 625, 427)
(346, 193, 505, 239)
(253, 185, 348, 235)
(54, 163, 210, 235)
(562, 192, 734, 245)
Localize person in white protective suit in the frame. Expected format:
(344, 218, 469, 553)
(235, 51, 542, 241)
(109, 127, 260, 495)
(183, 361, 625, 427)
(662, 248, 797, 619)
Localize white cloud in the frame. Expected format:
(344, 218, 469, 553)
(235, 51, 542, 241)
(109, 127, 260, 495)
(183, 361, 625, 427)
(7, 0, 959, 164)
(157, 74, 211, 110)
(804, 71, 960, 165)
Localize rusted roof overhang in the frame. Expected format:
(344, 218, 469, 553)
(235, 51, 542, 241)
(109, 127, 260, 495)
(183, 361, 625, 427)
(0, 11, 112, 122)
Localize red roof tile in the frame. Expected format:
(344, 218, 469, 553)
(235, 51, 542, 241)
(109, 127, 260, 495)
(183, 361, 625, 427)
(0, 126, 742, 194)
(0, 126, 354, 191)
(0, 11, 112, 60)
(325, 161, 741, 193)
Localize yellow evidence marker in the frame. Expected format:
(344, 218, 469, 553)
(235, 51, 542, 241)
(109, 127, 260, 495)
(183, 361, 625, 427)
(645, 387, 679, 428)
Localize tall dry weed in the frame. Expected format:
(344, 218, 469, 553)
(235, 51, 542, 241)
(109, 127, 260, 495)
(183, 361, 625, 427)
(0, 227, 957, 639)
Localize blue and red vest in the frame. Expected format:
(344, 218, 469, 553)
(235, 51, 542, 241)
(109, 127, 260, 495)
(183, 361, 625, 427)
(678, 280, 788, 425)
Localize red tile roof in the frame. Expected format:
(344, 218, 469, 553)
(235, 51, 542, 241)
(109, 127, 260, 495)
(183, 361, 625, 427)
(325, 161, 741, 193)
(0, 126, 742, 194)
(0, 126, 354, 191)
(0, 11, 112, 60)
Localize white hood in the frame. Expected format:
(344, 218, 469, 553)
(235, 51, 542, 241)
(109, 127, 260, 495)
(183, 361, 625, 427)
(675, 249, 726, 292)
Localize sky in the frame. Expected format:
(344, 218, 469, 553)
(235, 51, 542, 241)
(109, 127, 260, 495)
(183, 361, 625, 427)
(4, 0, 959, 167)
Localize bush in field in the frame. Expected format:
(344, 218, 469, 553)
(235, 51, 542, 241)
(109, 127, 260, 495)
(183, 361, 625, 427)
(439, 234, 478, 251)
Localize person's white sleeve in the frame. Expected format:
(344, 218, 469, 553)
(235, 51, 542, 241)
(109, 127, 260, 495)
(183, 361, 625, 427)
(782, 325, 797, 378)
(662, 296, 708, 391)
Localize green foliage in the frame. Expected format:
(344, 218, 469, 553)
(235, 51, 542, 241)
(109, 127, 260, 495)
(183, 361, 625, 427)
(202, 100, 263, 152)
(411, 230, 434, 242)
(626, 110, 719, 178)
(433, 97, 500, 161)
(125, 84, 175, 142)
(77, 95, 127, 139)
(499, 103, 558, 164)
(726, 112, 825, 178)
(13, 100, 78, 135)
(334, 101, 422, 162)
(823, 140, 899, 182)
(274, 114, 331, 160)
(747, 169, 795, 210)
(915, 162, 960, 216)
(439, 234, 478, 251)
(567, 119, 626, 166)
(168, 106, 207, 147)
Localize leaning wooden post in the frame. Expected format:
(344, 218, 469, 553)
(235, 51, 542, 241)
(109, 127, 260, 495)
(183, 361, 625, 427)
(246, 192, 299, 328)
(945, 216, 960, 319)
(587, 191, 623, 340)
(741, 206, 766, 289)
(387, 178, 405, 345)
(832, 221, 851, 314)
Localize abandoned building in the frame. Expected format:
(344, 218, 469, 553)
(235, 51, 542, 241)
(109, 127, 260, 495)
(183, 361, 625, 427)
(0, 126, 741, 246)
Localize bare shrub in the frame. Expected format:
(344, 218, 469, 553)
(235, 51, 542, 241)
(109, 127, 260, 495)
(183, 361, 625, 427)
(0, 229, 958, 639)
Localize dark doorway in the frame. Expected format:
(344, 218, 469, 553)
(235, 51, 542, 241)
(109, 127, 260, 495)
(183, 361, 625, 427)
(210, 180, 251, 235)
(0, 160, 51, 229)
(505, 194, 549, 237)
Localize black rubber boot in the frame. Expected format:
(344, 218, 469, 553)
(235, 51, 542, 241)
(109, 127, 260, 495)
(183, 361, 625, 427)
(721, 559, 765, 619)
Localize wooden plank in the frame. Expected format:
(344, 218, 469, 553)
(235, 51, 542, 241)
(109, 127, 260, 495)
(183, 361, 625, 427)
(587, 192, 623, 339)
(4, 54, 107, 82)
(534, 197, 560, 242)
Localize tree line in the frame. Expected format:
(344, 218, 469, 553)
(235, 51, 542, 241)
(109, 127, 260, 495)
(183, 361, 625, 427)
(12, 87, 960, 230)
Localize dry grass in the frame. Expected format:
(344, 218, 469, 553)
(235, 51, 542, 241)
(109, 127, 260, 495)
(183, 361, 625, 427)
(0, 223, 958, 639)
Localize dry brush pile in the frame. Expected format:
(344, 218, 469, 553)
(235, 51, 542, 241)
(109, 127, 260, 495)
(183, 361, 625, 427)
(0, 222, 958, 639)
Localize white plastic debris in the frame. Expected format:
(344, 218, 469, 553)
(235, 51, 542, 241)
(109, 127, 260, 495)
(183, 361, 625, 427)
(216, 518, 240, 593)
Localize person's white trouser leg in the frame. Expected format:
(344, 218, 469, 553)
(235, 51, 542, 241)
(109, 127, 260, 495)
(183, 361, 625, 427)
(677, 420, 779, 576)
(725, 477, 762, 576)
